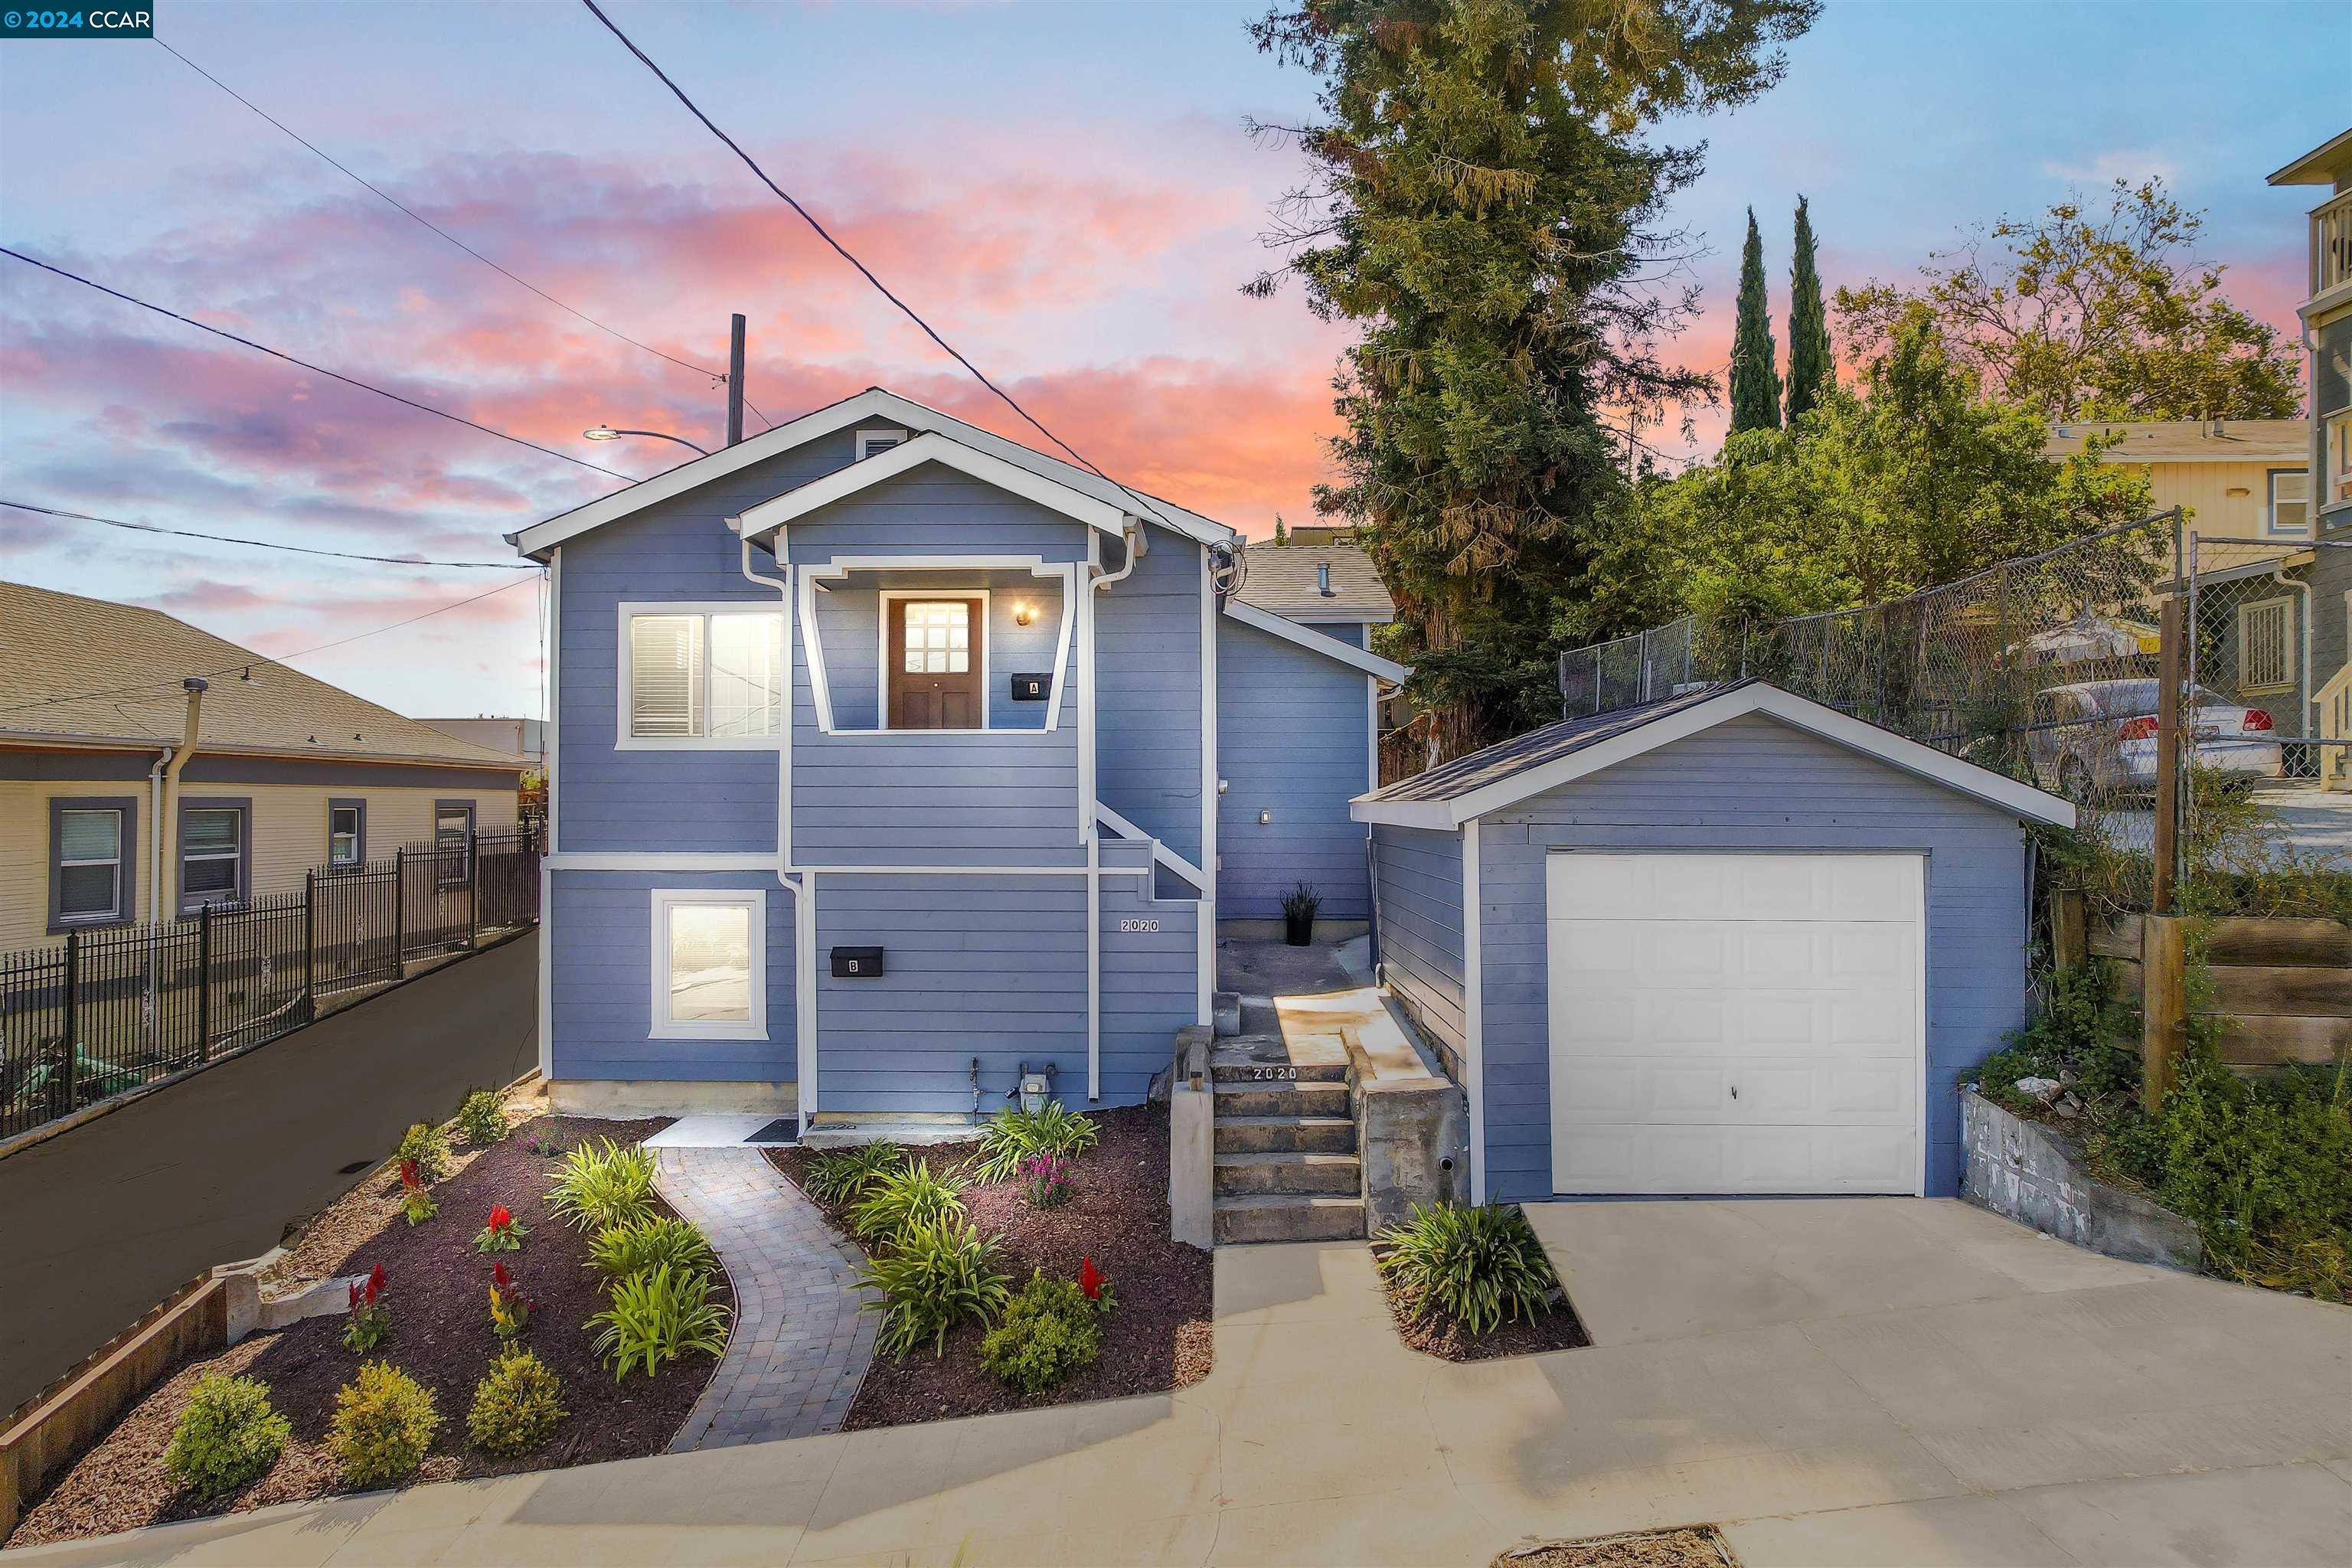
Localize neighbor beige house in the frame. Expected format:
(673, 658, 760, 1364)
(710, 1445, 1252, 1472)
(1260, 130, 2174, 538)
(1, 581, 525, 952)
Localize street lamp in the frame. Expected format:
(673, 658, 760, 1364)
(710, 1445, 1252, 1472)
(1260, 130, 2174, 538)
(583, 426, 710, 457)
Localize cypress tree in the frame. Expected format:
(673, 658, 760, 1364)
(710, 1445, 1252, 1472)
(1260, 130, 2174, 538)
(1728, 207, 1781, 433)
(1785, 194, 1832, 423)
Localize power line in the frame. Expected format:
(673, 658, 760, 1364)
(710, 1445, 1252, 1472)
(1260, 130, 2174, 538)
(575, 0, 1190, 537)
(2, 573, 544, 716)
(152, 34, 771, 432)
(0, 244, 642, 484)
(2, 498, 537, 569)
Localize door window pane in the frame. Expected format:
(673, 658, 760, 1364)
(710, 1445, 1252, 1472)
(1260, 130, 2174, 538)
(667, 903, 753, 1023)
(902, 602, 971, 676)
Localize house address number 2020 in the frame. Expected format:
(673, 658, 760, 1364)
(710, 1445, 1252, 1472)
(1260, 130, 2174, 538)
(1118, 917, 1161, 933)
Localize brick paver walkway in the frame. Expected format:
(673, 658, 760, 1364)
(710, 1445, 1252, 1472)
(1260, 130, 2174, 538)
(654, 1146, 876, 1451)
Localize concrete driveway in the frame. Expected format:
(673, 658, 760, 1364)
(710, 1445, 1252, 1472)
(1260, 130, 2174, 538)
(9, 1200, 2347, 1566)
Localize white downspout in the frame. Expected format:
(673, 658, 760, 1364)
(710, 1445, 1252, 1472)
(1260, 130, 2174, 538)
(2268, 563, 2314, 743)
(738, 529, 815, 1133)
(1080, 522, 1144, 1103)
(154, 678, 208, 922)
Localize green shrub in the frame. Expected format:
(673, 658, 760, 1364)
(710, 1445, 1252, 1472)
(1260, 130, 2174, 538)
(546, 1138, 658, 1232)
(978, 1269, 1102, 1395)
(586, 1215, 716, 1285)
(971, 1101, 1099, 1184)
(858, 1218, 1011, 1359)
(164, 1373, 290, 1498)
(847, 1159, 964, 1246)
(588, 1264, 731, 1381)
(1974, 960, 2139, 1114)
(330, 1361, 439, 1488)
(466, 1348, 567, 1458)
(395, 1121, 450, 1182)
(456, 1089, 508, 1146)
(802, 1142, 906, 1206)
(1374, 1203, 1559, 1336)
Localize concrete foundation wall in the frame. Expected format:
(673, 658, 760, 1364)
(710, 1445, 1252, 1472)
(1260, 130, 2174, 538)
(1959, 1089, 2201, 1271)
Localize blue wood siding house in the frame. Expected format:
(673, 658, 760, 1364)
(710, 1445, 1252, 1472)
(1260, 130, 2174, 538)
(1355, 682, 2074, 1204)
(512, 388, 1403, 1125)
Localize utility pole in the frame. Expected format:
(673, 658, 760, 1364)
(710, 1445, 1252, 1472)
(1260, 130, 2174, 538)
(727, 312, 746, 448)
(2151, 506, 2187, 913)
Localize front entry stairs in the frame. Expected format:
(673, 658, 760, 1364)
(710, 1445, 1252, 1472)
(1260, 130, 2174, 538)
(1209, 1033, 1364, 1243)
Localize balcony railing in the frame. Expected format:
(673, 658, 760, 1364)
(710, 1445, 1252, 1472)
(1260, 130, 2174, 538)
(2313, 190, 2352, 303)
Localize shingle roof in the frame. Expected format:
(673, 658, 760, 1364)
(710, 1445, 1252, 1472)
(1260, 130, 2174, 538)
(0, 581, 524, 768)
(1234, 538, 1395, 620)
(1364, 681, 1746, 803)
(2042, 420, 2307, 464)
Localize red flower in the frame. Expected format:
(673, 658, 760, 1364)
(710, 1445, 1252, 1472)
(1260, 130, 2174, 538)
(364, 1263, 387, 1303)
(397, 1158, 421, 1191)
(487, 1204, 512, 1232)
(1079, 1256, 1105, 1300)
(492, 1261, 511, 1292)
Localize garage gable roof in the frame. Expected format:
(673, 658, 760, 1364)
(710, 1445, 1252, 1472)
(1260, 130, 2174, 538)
(1351, 679, 2075, 831)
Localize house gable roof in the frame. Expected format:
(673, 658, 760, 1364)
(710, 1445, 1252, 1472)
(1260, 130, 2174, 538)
(509, 387, 1235, 557)
(1234, 538, 1395, 621)
(1351, 679, 2073, 830)
(732, 430, 1129, 542)
(1223, 598, 1410, 683)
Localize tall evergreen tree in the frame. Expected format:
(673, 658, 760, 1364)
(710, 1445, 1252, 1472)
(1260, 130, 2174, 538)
(1249, 0, 1818, 760)
(1785, 194, 1831, 423)
(1729, 207, 1781, 433)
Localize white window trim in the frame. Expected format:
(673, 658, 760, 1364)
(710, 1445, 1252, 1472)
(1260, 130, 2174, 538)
(854, 426, 910, 462)
(876, 590, 991, 732)
(615, 600, 788, 751)
(797, 556, 1076, 737)
(2237, 595, 2295, 694)
(648, 887, 767, 1041)
(2265, 468, 2311, 538)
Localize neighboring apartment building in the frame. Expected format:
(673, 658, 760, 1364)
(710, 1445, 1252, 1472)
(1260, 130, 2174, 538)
(0, 581, 527, 951)
(2270, 126, 2352, 786)
(513, 387, 1408, 1124)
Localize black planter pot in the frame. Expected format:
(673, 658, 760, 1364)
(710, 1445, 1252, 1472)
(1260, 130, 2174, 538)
(1284, 913, 1315, 946)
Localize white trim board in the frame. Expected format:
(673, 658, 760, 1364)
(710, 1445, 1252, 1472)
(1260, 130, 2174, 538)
(795, 556, 1076, 737)
(512, 387, 1232, 557)
(1095, 800, 1208, 890)
(1221, 598, 1411, 682)
(737, 430, 1131, 542)
(1351, 683, 2076, 831)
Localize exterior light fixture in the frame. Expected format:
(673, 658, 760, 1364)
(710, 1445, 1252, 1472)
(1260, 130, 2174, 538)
(582, 425, 710, 456)
(1259, 809, 1271, 825)
(1014, 601, 1034, 626)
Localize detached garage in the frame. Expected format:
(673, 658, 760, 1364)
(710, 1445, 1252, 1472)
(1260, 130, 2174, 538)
(1354, 680, 2075, 1204)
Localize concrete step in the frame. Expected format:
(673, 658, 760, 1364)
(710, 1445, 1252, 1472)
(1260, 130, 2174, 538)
(1210, 1058, 1349, 1086)
(1214, 1115, 1357, 1155)
(1214, 1194, 1366, 1244)
(1212, 1080, 1351, 1119)
(1215, 1151, 1361, 1197)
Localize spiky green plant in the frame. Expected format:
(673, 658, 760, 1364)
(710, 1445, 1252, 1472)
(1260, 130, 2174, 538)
(801, 1141, 908, 1206)
(846, 1159, 964, 1246)
(586, 1215, 716, 1287)
(587, 1264, 731, 1381)
(545, 1138, 658, 1232)
(970, 1101, 1099, 1184)
(1374, 1202, 1560, 1336)
(858, 1219, 1011, 1359)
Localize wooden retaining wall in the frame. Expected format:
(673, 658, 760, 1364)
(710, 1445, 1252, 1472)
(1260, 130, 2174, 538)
(2086, 913, 2352, 1070)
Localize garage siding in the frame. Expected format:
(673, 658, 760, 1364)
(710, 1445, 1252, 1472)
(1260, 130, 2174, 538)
(1369, 825, 1467, 1073)
(1475, 713, 2029, 1201)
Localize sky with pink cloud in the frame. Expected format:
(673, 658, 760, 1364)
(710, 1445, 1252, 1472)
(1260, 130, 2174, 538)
(2, 1, 2344, 722)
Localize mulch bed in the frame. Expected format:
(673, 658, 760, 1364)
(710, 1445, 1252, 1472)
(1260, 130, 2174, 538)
(1495, 1525, 1739, 1568)
(1374, 1245, 1592, 1362)
(7, 1114, 727, 1550)
(769, 1102, 1211, 1429)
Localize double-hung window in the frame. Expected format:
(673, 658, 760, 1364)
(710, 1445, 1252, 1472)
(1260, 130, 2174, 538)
(51, 801, 132, 930)
(649, 889, 766, 1040)
(2267, 469, 2310, 537)
(328, 800, 366, 868)
(2239, 597, 2293, 693)
(179, 801, 247, 911)
(621, 606, 785, 746)
(435, 801, 475, 886)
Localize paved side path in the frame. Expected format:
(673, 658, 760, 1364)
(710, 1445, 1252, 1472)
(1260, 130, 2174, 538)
(653, 1146, 874, 1450)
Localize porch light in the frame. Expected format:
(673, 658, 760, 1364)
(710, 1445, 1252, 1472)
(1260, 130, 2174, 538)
(1014, 601, 1035, 626)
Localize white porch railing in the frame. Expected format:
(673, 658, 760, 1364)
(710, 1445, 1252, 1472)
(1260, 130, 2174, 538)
(2313, 190, 2352, 303)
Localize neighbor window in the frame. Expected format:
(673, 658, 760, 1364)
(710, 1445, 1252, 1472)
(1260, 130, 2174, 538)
(649, 890, 766, 1040)
(2267, 469, 2310, 537)
(435, 801, 475, 885)
(2320, 317, 2352, 513)
(622, 607, 784, 744)
(179, 802, 246, 911)
(51, 802, 132, 929)
(328, 800, 365, 867)
(854, 427, 909, 461)
(2239, 597, 2292, 692)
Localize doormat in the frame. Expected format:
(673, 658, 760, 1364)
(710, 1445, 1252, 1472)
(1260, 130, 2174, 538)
(743, 1119, 799, 1146)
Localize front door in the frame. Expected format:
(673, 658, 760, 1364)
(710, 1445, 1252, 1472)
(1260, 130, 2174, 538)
(887, 597, 983, 729)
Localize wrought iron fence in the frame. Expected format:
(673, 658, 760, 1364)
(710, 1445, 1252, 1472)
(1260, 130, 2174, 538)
(1, 827, 540, 1142)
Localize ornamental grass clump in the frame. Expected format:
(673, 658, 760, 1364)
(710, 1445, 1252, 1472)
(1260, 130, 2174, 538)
(1374, 1203, 1559, 1337)
(858, 1218, 1011, 1359)
(467, 1348, 567, 1458)
(586, 1214, 716, 1287)
(802, 1141, 907, 1206)
(456, 1088, 508, 1145)
(330, 1362, 439, 1488)
(587, 1263, 732, 1381)
(395, 1121, 450, 1182)
(847, 1158, 964, 1247)
(546, 1138, 658, 1232)
(163, 1373, 290, 1498)
(971, 1101, 1099, 1184)
(978, 1269, 1103, 1396)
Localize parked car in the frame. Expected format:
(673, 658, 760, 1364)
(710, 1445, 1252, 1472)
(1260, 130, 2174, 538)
(2026, 679, 2283, 797)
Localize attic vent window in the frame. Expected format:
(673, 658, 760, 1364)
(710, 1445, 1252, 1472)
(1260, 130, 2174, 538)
(854, 427, 909, 462)
(1317, 562, 1334, 597)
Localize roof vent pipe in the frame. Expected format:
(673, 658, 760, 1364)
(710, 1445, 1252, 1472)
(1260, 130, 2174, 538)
(1318, 562, 1334, 597)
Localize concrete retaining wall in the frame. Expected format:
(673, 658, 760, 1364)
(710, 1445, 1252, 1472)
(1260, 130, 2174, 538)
(1959, 1088, 2202, 1271)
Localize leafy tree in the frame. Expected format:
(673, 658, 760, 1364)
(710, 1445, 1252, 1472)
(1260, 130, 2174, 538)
(1785, 194, 1831, 423)
(1246, 0, 1819, 760)
(1835, 178, 2301, 421)
(1730, 207, 1782, 433)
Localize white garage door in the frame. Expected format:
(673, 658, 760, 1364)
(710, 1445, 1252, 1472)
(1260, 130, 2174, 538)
(1547, 852, 1923, 1196)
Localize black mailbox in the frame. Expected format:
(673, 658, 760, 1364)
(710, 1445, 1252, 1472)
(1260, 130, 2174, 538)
(831, 946, 884, 978)
(1010, 672, 1053, 702)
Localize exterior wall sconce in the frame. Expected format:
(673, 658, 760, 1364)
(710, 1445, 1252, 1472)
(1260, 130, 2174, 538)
(1217, 779, 1229, 795)
(1259, 809, 1271, 825)
(1014, 601, 1035, 626)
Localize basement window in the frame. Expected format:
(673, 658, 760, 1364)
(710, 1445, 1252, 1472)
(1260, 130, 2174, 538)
(649, 889, 766, 1040)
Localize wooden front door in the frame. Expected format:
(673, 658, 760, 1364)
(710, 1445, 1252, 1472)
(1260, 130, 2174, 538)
(887, 597, 983, 729)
